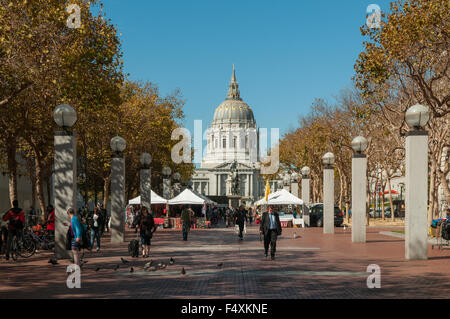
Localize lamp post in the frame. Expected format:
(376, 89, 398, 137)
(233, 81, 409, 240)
(173, 172, 181, 197)
(110, 136, 126, 244)
(405, 104, 430, 260)
(301, 166, 311, 227)
(53, 104, 77, 259)
(162, 166, 172, 223)
(290, 172, 299, 197)
(322, 152, 335, 234)
(140, 153, 152, 211)
(351, 136, 368, 243)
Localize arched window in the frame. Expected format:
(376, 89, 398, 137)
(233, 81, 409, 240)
(223, 138, 226, 148)
(233, 136, 237, 148)
(245, 136, 249, 149)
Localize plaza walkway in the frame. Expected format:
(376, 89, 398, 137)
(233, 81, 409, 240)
(0, 224, 449, 299)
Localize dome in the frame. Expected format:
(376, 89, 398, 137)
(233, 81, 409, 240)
(213, 100, 255, 125)
(212, 65, 256, 126)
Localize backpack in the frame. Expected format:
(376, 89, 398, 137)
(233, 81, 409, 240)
(80, 223, 91, 250)
(442, 222, 450, 241)
(128, 239, 139, 258)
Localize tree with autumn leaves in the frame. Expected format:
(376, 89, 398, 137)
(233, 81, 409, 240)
(0, 0, 194, 219)
(278, 0, 448, 222)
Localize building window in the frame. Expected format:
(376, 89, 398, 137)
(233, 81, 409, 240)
(245, 136, 248, 149)
(233, 136, 237, 148)
(223, 138, 226, 148)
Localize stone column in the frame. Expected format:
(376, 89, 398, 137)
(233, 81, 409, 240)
(352, 154, 367, 243)
(54, 131, 77, 259)
(405, 131, 429, 260)
(323, 167, 334, 234)
(111, 155, 125, 243)
(301, 177, 310, 226)
(140, 167, 151, 209)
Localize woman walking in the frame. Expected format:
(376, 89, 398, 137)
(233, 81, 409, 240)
(90, 207, 101, 251)
(67, 208, 82, 266)
(138, 206, 156, 258)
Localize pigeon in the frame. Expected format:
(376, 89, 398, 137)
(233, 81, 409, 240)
(160, 263, 167, 269)
(113, 264, 120, 271)
(157, 262, 163, 268)
(121, 258, 129, 264)
(181, 267, 186, 275)
(343, 224, 347, 230)
(293, 232, 298, 239)
(144, 261, 153, 270)
(169, 257, 175, 265)
(217, 263, 223, 268)
(130, 267, 134, 273)
(48, 258, 58, 265)
(95, 267, 101, 272)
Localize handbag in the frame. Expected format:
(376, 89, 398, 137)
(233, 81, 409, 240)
(65, 225, 73, 250)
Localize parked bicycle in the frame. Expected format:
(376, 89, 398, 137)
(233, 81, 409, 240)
(9, 231, 36, 261)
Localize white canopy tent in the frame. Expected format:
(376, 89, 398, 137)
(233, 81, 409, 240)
(254, 189, 303, 206)
(168, 188, 216, 205)
(128, 190, 168, 205)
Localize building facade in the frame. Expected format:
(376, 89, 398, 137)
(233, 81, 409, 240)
(191, 66, 283, 206)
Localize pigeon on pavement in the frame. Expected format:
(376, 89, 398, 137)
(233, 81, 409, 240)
(181, 267, 186, 275)
(48, 258, 58, 265)
(95, 267, 101, 272)
(169, 257, 175, 265)
(113, 264, 120, 271)
(217, 263, 223, 268)
(121, 258, 129, 264)
(130, 267, 134, 273)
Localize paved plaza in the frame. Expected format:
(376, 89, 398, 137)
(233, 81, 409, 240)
(1, 224, 449, 299)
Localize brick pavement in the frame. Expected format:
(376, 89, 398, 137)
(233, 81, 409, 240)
(0, 224, 449, 299)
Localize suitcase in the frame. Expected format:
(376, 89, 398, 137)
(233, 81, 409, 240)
(128, 239, 139, 258)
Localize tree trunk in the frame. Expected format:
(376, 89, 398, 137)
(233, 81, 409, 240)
(34, 156, 47, 223)
(46, 175, 52, 207)
(387, 177, 395, 222)
(7, 136, 18, 205)
(103, 175, 110, 208)
(428, 160, 437, 227)
(26, 155, 37, 209)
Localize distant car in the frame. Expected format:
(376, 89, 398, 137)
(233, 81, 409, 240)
(309, 204, 344, 227)
(369, 208, 392, 218)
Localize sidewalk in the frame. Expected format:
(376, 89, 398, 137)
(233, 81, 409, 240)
(0, 225, 449, 299)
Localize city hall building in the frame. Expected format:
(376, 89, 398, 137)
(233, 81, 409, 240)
(190, 66, 283, 206)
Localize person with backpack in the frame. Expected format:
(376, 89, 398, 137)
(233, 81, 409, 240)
(138, 206, 156, 258)
(96, 204, 106, 237)
(234, 206, 248, 241)
(2, 200, 25, 261)
(90, 207, 101, 252)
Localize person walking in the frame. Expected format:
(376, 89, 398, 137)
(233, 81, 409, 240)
(260, 206, 282, 261)
(90, 207, 101, 251)
(234, 206, 248, 241)
(97, 204, 106, 237)
(28, 206, 36, 227)
(46, 205, 55, 238)
(2, 200, 25, 261)
(138, 206, 156, 258)
(181, 205, 193, 241)
(67, 208, 83, 266)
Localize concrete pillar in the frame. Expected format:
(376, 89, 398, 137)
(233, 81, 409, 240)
(301, 178, 310, 226)
(352, 154, 367, 243)
(54, 131, 77, 259)
(323, 167, 334, 234)
(291, 182, 299, 198)
(405, 131, 429, 260)
(111, 155, 125, 243)
(140, 168, 151, 209)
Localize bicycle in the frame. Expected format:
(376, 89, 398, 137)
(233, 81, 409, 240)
(9, 230, 36, 261)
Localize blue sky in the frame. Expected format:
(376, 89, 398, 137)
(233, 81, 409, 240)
(96, 0, 392, 138)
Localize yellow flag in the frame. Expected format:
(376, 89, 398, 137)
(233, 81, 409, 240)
(265, 180, 271, 202)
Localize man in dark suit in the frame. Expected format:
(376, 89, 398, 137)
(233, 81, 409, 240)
(259, 206, 282, 260)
